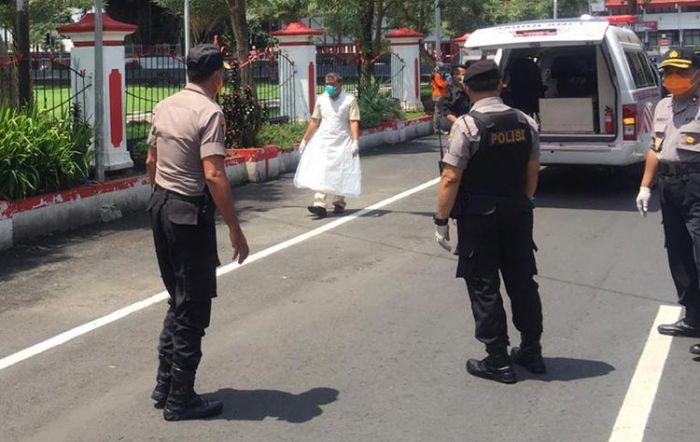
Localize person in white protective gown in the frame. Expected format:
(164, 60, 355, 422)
(294, 72, 361, 218)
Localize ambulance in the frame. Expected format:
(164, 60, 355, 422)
(465, 17, 661, 166)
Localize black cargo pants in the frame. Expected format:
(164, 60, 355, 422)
(456, 207, 543, 355)
(147, 186, 220, 372)
(658, 171, 700, 321)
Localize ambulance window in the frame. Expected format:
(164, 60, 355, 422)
(641, 54, 659, 86)
(625, 50, 656, 88)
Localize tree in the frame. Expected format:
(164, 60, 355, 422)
(107, 0, 182, 45)
(151, 0, 253, 84)
(0, 0, 93, 48)
(224, 0, 250, 84)
(248, 0, 309, 23)
(152, 0, 228, 43)
(441, 0, 592, 37)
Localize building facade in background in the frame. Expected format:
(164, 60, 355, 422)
(605, 0, 700, 49)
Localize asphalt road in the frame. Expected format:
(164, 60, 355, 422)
(1, 135, 697, 442)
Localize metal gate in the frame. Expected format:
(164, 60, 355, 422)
(239, 49, 297, 123)
(32, 55, 92, 122)
(369, 51, 405, 103)
(124, 50, 186, 146)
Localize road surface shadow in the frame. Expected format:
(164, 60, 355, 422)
(361, 137, 440, 158)
(536, 165, 653, 213)
(515, 357, 615, 382)
(207, 387, 339, 423)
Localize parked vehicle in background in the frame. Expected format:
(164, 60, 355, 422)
(465, 17, 661, 166)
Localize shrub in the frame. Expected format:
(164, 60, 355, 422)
(357, 78, 404, 129)
(130, 140, 150, 170)
(220, 63, 268, 148)
(257, 122, 307, 152)
(0, 107, 93, 200)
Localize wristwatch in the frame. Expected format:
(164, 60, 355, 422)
(433, 215, 448, 226)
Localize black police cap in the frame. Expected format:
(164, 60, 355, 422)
(186, 44, 227, 74)
(660, 47, 700, 69)
(463, 60, 501, 83)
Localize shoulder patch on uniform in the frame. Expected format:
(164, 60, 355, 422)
(654, 136, 663, 150)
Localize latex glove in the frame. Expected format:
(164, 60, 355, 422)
(636, 186, 651, 217)
(298, 139, 307, 154)
(435, 224, 451, 252)
(351, 139, 360, 157)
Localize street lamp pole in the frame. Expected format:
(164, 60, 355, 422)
(184, 0, 191, 55)
(16, 0, 31, 107)
(553, 0, 558, 19)
(94, 0, 105, 182)
(434, 0, 441, 62)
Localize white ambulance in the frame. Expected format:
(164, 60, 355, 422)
(465, 17, 661, 166)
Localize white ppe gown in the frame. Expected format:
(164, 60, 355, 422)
(294, 91, 362, 198)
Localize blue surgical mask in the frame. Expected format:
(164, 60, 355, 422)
(325, 85, 337, 96)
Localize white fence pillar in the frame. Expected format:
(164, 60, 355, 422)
(57, 13, 136, 171)
(271, 22, 323, 122)
(386, 28, 424, 111)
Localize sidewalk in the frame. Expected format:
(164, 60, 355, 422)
(0, 116, 432, 252)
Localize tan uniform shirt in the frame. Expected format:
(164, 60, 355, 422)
(652, 94, 700, 163)
(442, 97, 540, 170)
(148, 83, 227, 196)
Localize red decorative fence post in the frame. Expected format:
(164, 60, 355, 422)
(271, 22, 324, 121)
(385, 28, 425, 111)
(57, 13, 136, 171)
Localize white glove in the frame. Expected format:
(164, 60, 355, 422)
(298, 139, 307, 154)
(636, 186, 651, 217)
(435, 224, 451, 252)
(351, 140, 360, 157)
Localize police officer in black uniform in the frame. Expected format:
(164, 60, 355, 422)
(434, 61, 544, 384)
(146, 44, 250, 420)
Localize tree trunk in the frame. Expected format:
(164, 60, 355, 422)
(358, 0, 375, 87)
(225, 0, 252, 87)
(372, 0, 386, 57)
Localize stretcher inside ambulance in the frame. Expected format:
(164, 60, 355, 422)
(465, 18, 661, 166)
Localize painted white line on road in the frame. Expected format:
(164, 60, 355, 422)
(0, 177, 440, 372)
(608, 305, 682, 442)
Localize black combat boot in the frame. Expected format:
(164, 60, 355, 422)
(151, 355, 171, 409)
(511, 341, 547, 374)
(163, 367, 223, 421)
(466, 351, 516, 384)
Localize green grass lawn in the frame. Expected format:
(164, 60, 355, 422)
(34, 82, 286, 118)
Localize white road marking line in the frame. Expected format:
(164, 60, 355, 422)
(0, 177, 440, 372)
(608, 305, 682, 442)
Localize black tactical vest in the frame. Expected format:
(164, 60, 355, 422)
(451, 109, 533, 218)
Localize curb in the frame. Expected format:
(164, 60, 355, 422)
(0, 116, 432, 251)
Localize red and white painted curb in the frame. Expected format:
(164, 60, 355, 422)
(0, 116, 432, 251)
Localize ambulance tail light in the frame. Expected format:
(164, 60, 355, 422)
(622, 105, 638, 141)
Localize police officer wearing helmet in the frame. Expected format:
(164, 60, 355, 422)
(434, 60, 544, 384)
(636, 48, 700, 356)
(146, 44, 250, 420)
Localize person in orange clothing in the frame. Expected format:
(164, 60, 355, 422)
(432, 62, 450, 133)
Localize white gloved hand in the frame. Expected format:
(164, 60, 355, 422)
(298, 139, 307, 154)
(351, 140, 360, 157)
(435, 224, 451, 252)
(636, 186, 651, 217)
